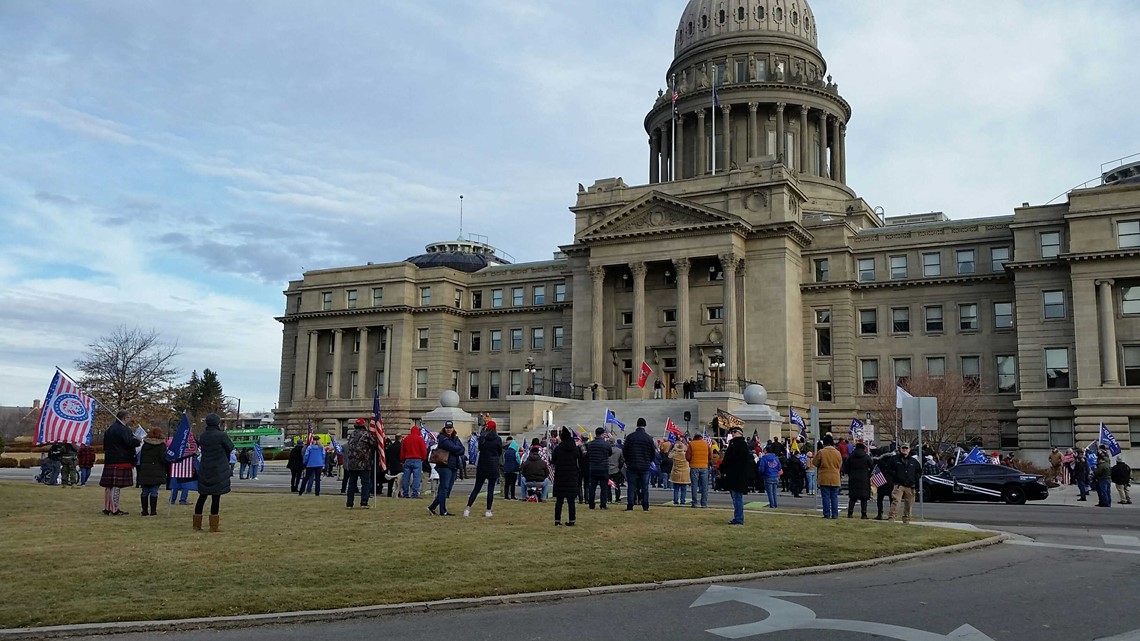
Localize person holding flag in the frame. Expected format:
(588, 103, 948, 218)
(344, 418, 378, 509)
(604, 408, 625, 433)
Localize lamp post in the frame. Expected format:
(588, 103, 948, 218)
(524, 356, 538, 396)
(710, 349, 726, 392)
(222, 395, 241, 430)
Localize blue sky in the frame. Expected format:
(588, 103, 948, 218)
(1, 0, 1137, 412)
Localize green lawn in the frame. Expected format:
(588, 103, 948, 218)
(0, 482, 987, 628)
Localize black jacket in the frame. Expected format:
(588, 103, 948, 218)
(552, 440, 580, 498)
(890, 455, 922, 488)
(287, 444, 305, 471)
(102, 420, 140, 466)
(587, 437, 612, 476)
(1111, 461, 1132, 485)
(623, 428, 656, 473)
(385, 441, 403, 475)
(521, 451, 549, 482)
(718, 436, 754, 494)
(136, 439, 169, 487)
(842, 449, 873, 500)
(197, 425, 235, 495)
(475, 430, 503, 478)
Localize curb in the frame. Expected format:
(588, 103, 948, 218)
(0, 532, 1008, 639)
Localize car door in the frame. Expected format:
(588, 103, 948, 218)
(947, 465, 983, 498)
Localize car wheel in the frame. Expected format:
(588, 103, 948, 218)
(1002, 485, 1026, 505)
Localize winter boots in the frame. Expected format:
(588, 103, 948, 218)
(192, 514, 203, 531)
(209, 515, 221, 533)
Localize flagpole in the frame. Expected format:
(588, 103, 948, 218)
(55, 366, 120, 422)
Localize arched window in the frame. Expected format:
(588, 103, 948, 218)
(792, 11, 799, 26)
(688, 21, 694, 35)
(774, 7, 783, 22)
(700, 14, 709, 29)
(756, 5, 766, 21)
(737, 6, 745, 21)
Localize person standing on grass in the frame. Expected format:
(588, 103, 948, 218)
(464, 422, 503, 518)
(383, 436, 403, 498)
(194, 414, 234, 532)
(344, 418, 378, 509)
(587, 428, 612, 509)
(552, 427, 580, 526)
(607, 438, 625, 504)
(623, 418, 656, 512)
(427, 422, 464, 516)
(401, 426, 428, 498)
(813, 435, 843, 519)
(298, 437, 326, 497)
(669, 440, 691, 505)
(136, 428, 168, 517)
(502, 436, 521, 500)
(843, 442, 873, 519)
(757, 445, 782, 508)
(719, 427, 754, 525)
(687, 433, 711, 508)
(100, 410, 141, 516)
(77, 442, 95, 487)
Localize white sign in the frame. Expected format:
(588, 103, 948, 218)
(901, 397, 938, 431)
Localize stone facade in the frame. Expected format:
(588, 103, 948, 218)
(275, 0, 1140, 466)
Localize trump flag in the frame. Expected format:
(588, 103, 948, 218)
(35, 370, 97, 446)
(1099, 423, 1123, 456)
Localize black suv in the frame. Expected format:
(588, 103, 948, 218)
(922, 464, 1049, 505)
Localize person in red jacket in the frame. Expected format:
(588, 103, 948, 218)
(400, 426, 428, 498)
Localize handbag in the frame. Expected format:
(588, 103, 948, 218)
(429, 448, 449, 466)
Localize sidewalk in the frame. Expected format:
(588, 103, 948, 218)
(1038, 482, 1124, 507)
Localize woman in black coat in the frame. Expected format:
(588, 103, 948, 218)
(551, 427, 580, 526)
(286, 442, 305, 492)
(194, 413, 234, 532)
(842, 442, 873, 519)
(136, 428, 169, 517)
(463, 425, 503, 517)
(784, 453, 806, 498)
(719, 429, 755, 525)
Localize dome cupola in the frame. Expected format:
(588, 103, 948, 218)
(675, 0, 818, 59)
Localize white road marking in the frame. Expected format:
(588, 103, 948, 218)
(1007, 540, 1140, 555)
(1095, 628, 1140, 641)
(1102, 534, 1140, 547)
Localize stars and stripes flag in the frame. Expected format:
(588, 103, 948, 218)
(166, 412, 197, 462)
(371, 387, 388, 471)
(35, 370, 97, 446)
(870, 465, 888, 488)
(170, 454, 196, 479)
(790, 409, 807, 438)
(421, 425, 437, 444)
(671, 73, 679, 116)
(306, 420, 315, 446)
(665, 417, 684, 443)
(330, 435, 343, 456)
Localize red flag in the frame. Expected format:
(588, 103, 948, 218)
(666, 418, 684, 440)
(637, 362, 652, 388)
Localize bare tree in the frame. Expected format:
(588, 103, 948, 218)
(75, 326, 180, 430)
(864, 373, 998, 453)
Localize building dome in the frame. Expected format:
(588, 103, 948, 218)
(405, 239, 510, 273)
(675, 0, 818, 58)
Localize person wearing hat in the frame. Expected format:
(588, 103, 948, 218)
(886, 443, 922, 524)
(812, 435, 843, 519)
(623, 418, 657, 512)
(344, 418, 378, 509)
(586, 427, 613, 509)
(1093, 446, 1113, 507)
(718, 427, 754, 525)
(842, 442, 873, 519)
(194, 413, 234, 532)
(1111, 457, 1132, 505)
(136, 427, 169, 516)
(463, 421, 503, 518)
(427, 421, 464, 516)
(551, 427, 580, 525)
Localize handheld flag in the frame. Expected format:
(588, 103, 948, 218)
(665, 417, 684, 443)
(790, 409, 806, 438)
(870, 466, 888, 488)
(330, 435, 343, 456)
(716, 409, 743, 432)
(371, 387, 388, 471)
(35, 370, 97, 446)
(604, 408, 625, 432)
(637, 362, 652, 389)
(421, 426, 437, 444)
(895, 385, 913, 410)
(849, 417, 864, 440)
(961, 447, 988, 465)
(166, 413, 196, 462)
(1099, 422, 1123, 456)
(306, 420, 315, 446)
(253, 441, 265, 472)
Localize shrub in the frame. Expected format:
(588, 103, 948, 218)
(0, 435, 5, 456)
(274, 451, 291, 461)
(0, 457, 19, 468)
(1008, 460, 1051, 477)
(18, 458, 37, 468)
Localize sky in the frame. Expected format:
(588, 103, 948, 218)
(1, 0, 1137, 412)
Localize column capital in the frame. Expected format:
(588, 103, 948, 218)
(308, 329, 319, 336)
(630, 261, 648, 278)
(1096, 279, 1116, 287)
(672, 257, 691, 276)
(828, 113, 839, 124)
(333, 328, 345, 335)
(720, 104, 732, 116)
(800, 105, 811, 118)
(356, 327, 369, 333)
(747, 101, 759, 113)
(590, 265, 606, 283)
(650, 130, 660, 142)
(659, 122, 670, 133)
(776, 102, 786, 112)
(718, 253, 741, 272)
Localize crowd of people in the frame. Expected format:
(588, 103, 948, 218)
(1048, 445, 1132, 506)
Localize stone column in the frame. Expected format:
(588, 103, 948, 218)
(696, 110, 707, 175)
(675, 114, 685, 179)
(674, 257, 692, 386)
(1098, 280, 1119, 385)
(747, 102, 759, 160)
(720, 253, 740, 393)
(590, 266, 606, 392)
(837, 122, 847, 183)
(631, 261, 648, 387)
(330, 329, 344, 399)
(829, 116, 839, 181)
(799, 107, 810, 174)
(818, 111, 828, 177)
(649, 131, 660, 184)
(720, 104, 732, 168)
(306, 330, 319, 397)
(357, 327, 369, 398)
(660, 124, 672, 181)
(383, 325, 394, 397)
(775, 103, 786, 165)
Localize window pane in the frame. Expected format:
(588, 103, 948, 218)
(893, 358, 911, 382)
(922, 253, 941, 277)
(959, 304, 978, 331)
(1043, 290, 1065, 319)
(1120, 221, 1140, 248)
(554, 284, 566, 302)
(892, 308, 910, 333)
(962, 356, 981, 388)
(816, 309, 831, 324)
(997, 355, 1017, 393)
(925, 306, 943, 332)
(890, 256, 907, 279)
(1041, 232, 1060, 258)
(994, 302, 1013, 329)
(1048, 418, 1074, 448)
(860, 309, 877, 334)
(990, 247, 1009, 272)
(533, 286, 545, 305)
(1045, 348, 1070, 388)
(861, 359, 879, 395)
(1123, 287, 1140, 315)
(927, 357, 945, 377)
(815, 259, 829, 282)
(1124, 346, 1140, 386)
(817, 380, 833, 402)
(512, 288, 523, 306)
(858, 258, 875, 281)
(816, 327, 831, 356)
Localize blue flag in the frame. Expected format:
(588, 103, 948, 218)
(961, 447, 988, 465)
(373, 387, 381, 424)
(166, 413, 192, 462)
(330, 435, 343, 456)
(712, 81, 720, 108)
(849, 417, 864, 440)
(604, 408, 625, 432)
(253, 441, 265, 472)
(790, 409, 806, 437)
(1100, 423, 1122, 456)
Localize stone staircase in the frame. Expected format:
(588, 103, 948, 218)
(517, 399, 700, 443)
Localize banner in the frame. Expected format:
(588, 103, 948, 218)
(1099, 422, 1123, 456)
(166, 413, 198, 462)
(35, 370, 96, 446)
(715, 409, 743, 431)
(637, 362, 652, 389)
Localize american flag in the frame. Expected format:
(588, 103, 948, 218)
(371, 387, 388, 471)
(35, 370, 97, 446)
(306, 420, 315, 446)
(870, 465, 888, 488)
(170, 454, 196, 479)
(665, 417, 684, 443)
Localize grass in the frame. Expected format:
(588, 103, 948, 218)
(0, 482, 987, 629)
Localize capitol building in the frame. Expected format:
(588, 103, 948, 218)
(275, 0, 1140, 465)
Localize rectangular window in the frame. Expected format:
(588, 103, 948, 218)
(1119, 221, 1140, 248)
(1043, 290, 1065, 319)
(451, 370, 459, 392)
(465, 369, 478, 399)
(379, 331, 387, 352)
(996, 355, 1017, 393)
(663, 309, 678, 323)
(452, 330, 461, 351)
(328, 336, 335, 354)
(322, 292, 332, 311)
(415, 369, 429, 399)
(890, 255, 908, 280)
(419, 287, 431, 306)
(785, 131, 796, 170)
(736, 60, 748, 84)
(374, 370, 385, 396)
(533, 369, 544, 395)
(553, 326, 564, 348)
(925, 305, 944, 333)
(707, 306, 724, 321)
(350, 371, 359, 399)
(489, 371, 501, 399)
(927, 356, 946, 377)
(857, 258, 875, 282)
(955, 249, 975, 275)
(814, 258, 829, 283)
(922, 252, 941, 277)
(994, 302, 1013, 329)
(817, 380, 833, 402)
(816, 328, 831, 356)
(1040, 231, 1060, 259)
(372, 287, 384, 307)
(892, 307, 910, 333)
(472, 291, 483, 309)
(346, 289, 358, 309)
(961, 356, 981, 390)
(532, 327, 545, 349)
(470, 331, 481, 352)
(1130, 417, 1140, 447)
(859, 308, 878, 335)
(492, 289, 503, 308)
(621, 311, 634, 325)
(554, 283, 567, 302)
(860, 359, 879, 395)
(1124, 287, 1140, 315)
(325, 372, 333, 398)
(533, 285, 545, 305)
(417, 328, 429, 350)
(1124, 346, 1140, 386)
(510, 328, 523, 350)
(959, 303, 978, 331)
(353, 332, 361, 354)
(1045, 348, 1070, 389)
(551, 368, 563, 393)
(490, 330, 502, 351)
(893, 358, 911, 386)
(990, 247, 1010, 272)
(1048, 418, 1074, 448)
(509, 370, 522, 396)
(1000, 422, 1019, 449)
(512, 287, 524, 307)
(454, 290, 463, 309)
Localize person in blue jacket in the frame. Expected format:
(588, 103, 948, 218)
(298, 438, 326, 496)
(758, 445, 783, 508)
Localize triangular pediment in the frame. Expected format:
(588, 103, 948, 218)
(579, 192, 747, 242)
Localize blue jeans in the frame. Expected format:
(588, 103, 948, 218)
(1097, 479, 1112, 506)
(346, 470, 372, 507)
(820, 485, 840, 518)
(628, 470, 651, 510)
(589, 474, 608, 508)
(402, 462, 421, 497)
(140, 485, 159, 498)
(764, 477, 779, 507)
(526, 479, 550, 501)
(690, 468, 709, 507)
(673, 484, 688, 504)
(806, 470, 817, 494)
(729, 490, 745, 524)
(299, 467, 322, 495)
(79, 467, 91, 486)
(239, 462, 248, 479)
(429, 467, 457, 514)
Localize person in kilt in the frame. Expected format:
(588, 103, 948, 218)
(100, 410, 140, 516)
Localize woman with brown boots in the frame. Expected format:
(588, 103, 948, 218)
(193, 413, 234, 532)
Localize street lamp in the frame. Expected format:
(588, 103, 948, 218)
(710, 349, 726, 392)
(222, 395, 241, 430)
(524, 356, 538, 395)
